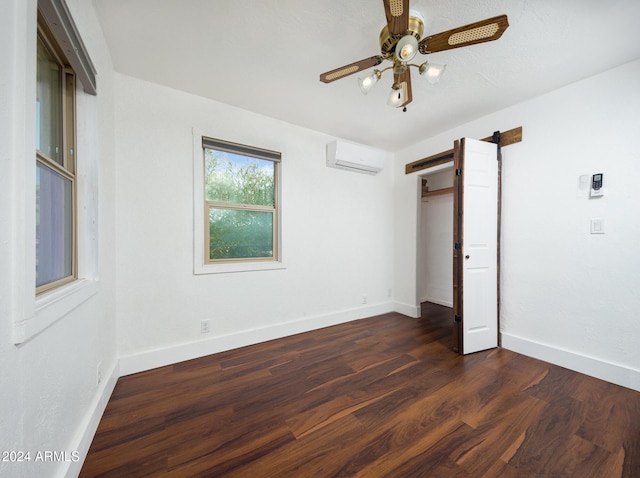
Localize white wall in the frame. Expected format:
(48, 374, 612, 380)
(395, 59, 640, 391)
(114, 74, 395, 373)
(419, 193, 453, 306)
(419, 168, 454, 306)
(0, 1, 117, 477)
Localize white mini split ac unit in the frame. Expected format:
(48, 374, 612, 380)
(326, 139, 386, 175)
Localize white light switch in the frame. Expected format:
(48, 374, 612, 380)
(590, 218, 605, 234)
(577, 174, 589, 199)
(579, 174, 589, 190)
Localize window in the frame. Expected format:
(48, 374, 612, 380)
(202, 137, 281, 263)
(13, 1, 98, 343)
(36, 17, 76, 294)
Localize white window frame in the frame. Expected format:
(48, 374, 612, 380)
(12, 0, 99, 344)
(192, 129, 285, 274)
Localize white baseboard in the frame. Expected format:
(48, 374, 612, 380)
(119, 302, 395, 376)
(393, 301, 421, 318)
(61, 360, 120, 478)
(502, 332, 640, 392)
(420, 297, 453, 308)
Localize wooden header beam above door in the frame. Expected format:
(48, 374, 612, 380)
(405, 126, 522, 174)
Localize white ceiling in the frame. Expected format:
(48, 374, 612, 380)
(93, 0, 640, 151)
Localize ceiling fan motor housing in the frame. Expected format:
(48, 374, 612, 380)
(379, 14, 424, 57)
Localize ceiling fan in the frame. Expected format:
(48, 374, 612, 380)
(319, 0, 509, 111)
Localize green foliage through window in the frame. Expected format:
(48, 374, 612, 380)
(209, 209, 273, 260)
(203, 141, 279, 262)
(205, 150, 274, 206)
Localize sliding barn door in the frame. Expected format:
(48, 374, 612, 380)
(453, 138, 499, 354)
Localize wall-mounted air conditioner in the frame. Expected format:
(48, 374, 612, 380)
(326, 139, 386, 175)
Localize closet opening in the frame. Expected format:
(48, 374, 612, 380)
(418, 166, 454, 332)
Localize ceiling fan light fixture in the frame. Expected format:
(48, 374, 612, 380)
(358, 70, 381, 94)
(387, 83, 405, 108)
(395, 34, 419, 62)
(320, 10, 510, 109)
(419, 62, 447, 84)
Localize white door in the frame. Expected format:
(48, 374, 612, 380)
(454, 138, 499, 354)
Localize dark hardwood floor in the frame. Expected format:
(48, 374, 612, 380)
(81, 303, 640, 477)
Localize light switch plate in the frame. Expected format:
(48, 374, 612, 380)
(590, 218, 605, 234)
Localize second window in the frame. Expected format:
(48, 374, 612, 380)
(202, 137, 280, 263)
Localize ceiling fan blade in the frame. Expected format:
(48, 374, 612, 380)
(419, 14, 509, 54)
(383, 0, 410, 35)
(319, 55, 384, 83)
(395, 68, 412, 107)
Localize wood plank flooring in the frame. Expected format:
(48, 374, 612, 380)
(80, 303, 640, 477)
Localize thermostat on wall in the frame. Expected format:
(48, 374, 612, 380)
(590, 173, 604, 197)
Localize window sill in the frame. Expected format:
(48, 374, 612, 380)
(14, 279, 100, 344)
(194, 261, 287, 275)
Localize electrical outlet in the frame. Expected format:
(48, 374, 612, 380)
(201, 319, 211, 334)
(96, 362, 102, 386)
(362, 294, 367, 304)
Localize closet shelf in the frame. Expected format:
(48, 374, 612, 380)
(421, 187, 454, 199)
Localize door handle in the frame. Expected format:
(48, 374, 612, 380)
(465, 255, 470, 259)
